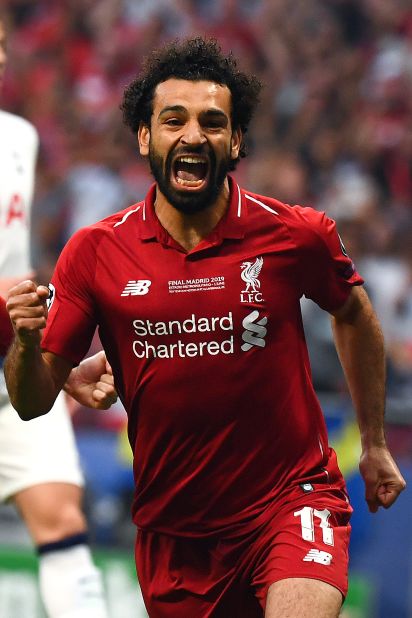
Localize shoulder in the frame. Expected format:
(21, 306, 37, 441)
(102, 201, 145, 229)
(0, 110, 39, 147)
(62, 202, 144, 252)
(242, 188, 333, 247)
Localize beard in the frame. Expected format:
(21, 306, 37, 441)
(148, 141, 230, 215)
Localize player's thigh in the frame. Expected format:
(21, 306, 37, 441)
(265, 577, 342, 618)
(136, 529, 262, 618)
(250, 488, 351, 610)
(0, 393, 84, 504)
(13, 481, 87, 544)
(0, 394, 86, 543)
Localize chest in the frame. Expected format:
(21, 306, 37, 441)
(93, 236, 301, 349)
(0, 137, 34, 229)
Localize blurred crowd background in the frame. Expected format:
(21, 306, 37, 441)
(1, 1, 412, 616)
(3, 0, 412, 404)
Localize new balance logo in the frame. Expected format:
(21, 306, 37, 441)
(303, 549, 332, 565)
(121, 280, 151, 296)
(241, 310, 267, 351)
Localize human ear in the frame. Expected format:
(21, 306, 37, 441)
(231, 127, 242, 160)
(138, 123, 150, 156)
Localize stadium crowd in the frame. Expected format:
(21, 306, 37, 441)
(3, 0, 412, 399)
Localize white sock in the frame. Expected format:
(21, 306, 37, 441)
(38, 544, 109, 618)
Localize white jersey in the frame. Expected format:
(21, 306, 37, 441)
(0, 110, 38, 276)
(0, 110, 84, 499)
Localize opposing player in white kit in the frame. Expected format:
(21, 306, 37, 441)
(0, 14, 111, 618)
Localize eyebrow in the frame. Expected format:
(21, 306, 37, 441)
(158, 106, 229, 123)
(201, 109, 228, 120)
(158, 105, 187, 117)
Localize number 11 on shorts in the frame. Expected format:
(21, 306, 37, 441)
(294, 506, 334, 546)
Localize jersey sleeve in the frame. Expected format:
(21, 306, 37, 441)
(0, 296, 13, 356)
(293, 207, 364, 312)
(41, 228, 100, 364)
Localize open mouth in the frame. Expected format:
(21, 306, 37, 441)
(172, 155, 209, 189)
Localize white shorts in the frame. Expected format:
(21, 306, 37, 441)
(0, 392, 84, 502)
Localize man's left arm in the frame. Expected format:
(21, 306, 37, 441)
(331, 285, 406, 512)
(64, 351, 118, 410)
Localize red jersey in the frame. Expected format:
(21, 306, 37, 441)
(0, 296, 13, 356)
(42, 177, 363, 537)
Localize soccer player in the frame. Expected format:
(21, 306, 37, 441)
(5, 37, 406, 618)
(0, 14, 111, 618)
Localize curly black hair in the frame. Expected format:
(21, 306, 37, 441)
(121, 37, 262, 167)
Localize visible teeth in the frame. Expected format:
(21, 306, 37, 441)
(177, 156, 204, 164)
(176, 177, 203, 186)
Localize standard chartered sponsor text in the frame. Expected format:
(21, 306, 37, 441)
(132, 312, 234, 359)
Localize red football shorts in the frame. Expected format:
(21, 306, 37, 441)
(135, 485, 352, 617)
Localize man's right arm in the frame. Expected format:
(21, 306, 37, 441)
(4, 280, 72, 420)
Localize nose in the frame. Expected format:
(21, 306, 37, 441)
(180, 120, 206, 146)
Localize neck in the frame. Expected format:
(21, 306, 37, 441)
(154, 178, 230, 252)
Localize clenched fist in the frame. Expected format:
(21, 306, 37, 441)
(6, 280, 50, 348)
